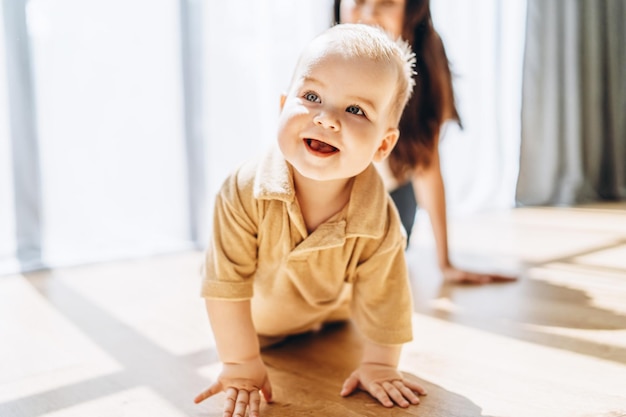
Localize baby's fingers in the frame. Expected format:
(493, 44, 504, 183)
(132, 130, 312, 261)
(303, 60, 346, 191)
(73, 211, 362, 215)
(226, 388, 250, 417)
(261, 377, 273, 403)
(340, 373, 359, 397)
(368, 383, 394, 408)
(382, 381, 410, 407)
(194, 381, 223, 404)
(248, 390, 262, 417)
(402, 377, 428, 396)
(376, 380, 426, 408)
(392, 380, 421, 405)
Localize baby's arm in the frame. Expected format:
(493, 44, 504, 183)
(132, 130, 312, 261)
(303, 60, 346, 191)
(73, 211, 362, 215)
(340, 340, 426, 408)
(194, 299, 272, 417)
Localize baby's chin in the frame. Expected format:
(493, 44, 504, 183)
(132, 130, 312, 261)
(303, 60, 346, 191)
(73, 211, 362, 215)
(289, 163, 341, 182)
(290, 161, 365, 184)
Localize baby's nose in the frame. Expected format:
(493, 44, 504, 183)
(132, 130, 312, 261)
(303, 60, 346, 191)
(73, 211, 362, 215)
(314, 111, 340, 130)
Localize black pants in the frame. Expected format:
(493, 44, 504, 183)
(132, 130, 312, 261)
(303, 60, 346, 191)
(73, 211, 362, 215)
(389, 181, 417, 245)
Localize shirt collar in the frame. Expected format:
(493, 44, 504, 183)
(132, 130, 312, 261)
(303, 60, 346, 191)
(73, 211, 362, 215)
(253, 147, 388, 238)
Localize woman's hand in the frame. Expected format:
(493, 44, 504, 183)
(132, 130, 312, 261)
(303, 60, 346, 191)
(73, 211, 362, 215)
(441, 265, 517, 284)
(194, 356, 272, 417)
(340, 363, 427, 408)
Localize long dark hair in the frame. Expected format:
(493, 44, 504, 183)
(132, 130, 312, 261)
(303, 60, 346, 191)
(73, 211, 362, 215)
(333, 0, 460, 182)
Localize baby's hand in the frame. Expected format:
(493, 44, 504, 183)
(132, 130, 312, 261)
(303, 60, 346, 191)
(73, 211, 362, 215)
(340, 363, 426, 408)
(194, 356, 272, 417)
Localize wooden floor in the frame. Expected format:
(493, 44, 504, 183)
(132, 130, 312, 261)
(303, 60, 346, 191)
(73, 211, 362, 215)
(1, 204, 626, 417)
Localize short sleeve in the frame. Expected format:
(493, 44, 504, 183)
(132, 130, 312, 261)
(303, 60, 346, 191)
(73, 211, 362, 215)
(201, 169, 258, 300)
(350, 208, 413, 345)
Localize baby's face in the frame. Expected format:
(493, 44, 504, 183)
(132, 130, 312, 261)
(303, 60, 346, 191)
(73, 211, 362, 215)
(277, 47, 399, 182)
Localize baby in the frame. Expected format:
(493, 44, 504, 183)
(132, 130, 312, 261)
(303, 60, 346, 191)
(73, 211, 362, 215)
(195, 23, 425, 417)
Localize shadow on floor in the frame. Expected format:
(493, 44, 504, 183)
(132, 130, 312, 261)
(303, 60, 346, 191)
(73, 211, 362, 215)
(412, 265, 626, 365)
(259, 323, 497, 417)
(0, 270, 217, 417)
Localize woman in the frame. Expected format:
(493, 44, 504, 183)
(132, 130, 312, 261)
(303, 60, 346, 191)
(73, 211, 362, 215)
(335, 0, 515, 284)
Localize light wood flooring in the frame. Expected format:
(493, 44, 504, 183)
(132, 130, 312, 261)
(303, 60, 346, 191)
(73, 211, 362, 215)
(1, 204, 625, 417)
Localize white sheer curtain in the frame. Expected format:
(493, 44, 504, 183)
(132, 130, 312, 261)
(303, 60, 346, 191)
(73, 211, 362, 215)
(1, 0, 194, 275)
(203, 0, 333, 209)
(29, 0, 191, 266)
(0, 1, 18, 275)
(431, 0, 527, 216)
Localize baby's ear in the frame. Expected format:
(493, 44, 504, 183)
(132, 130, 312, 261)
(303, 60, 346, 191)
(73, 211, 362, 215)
(373, 128, 399, 162)
(279, 94, 287, 111)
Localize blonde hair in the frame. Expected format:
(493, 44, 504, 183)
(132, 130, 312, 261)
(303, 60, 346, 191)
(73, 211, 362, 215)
(296, 23, 416, 125)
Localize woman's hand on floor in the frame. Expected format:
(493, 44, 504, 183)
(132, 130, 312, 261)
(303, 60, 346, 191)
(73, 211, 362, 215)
(442, 265, 517, 284)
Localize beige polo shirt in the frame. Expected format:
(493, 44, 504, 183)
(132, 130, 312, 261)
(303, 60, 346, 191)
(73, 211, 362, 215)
(202, 147, 413, 345)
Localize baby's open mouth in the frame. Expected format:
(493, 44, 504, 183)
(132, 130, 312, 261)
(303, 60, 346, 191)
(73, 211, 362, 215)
(305, 138, 338, 154)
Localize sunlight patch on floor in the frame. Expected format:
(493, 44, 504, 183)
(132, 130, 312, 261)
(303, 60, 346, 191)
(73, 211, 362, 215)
(521, 324, 626, 350)
(403, 314, 626, 417)
(44, 253, 213, 357)
(528, 262, 626, 315)
(40, 386, 187, 417)
(572, 243, 626, 271)
(0, 276, 121, 403)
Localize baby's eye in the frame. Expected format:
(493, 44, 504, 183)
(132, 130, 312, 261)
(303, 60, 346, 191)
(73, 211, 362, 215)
(303, 92, 320, 103)
(346, 105, 365, 116)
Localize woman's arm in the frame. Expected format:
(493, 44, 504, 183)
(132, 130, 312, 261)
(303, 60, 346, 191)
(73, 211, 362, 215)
(412, 140, 516, 284)
(411, 140, 452, 271)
